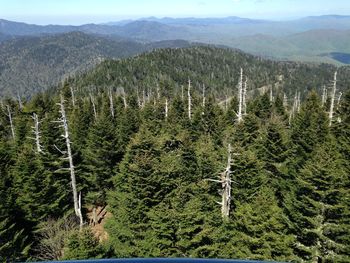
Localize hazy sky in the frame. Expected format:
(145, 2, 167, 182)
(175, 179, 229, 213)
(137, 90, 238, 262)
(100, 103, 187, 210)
(0, 0, 349, 25)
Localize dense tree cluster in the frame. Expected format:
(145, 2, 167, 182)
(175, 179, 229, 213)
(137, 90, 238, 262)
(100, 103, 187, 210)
(0, 47, 349, 262)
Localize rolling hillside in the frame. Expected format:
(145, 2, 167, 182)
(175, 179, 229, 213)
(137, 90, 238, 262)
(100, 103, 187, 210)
(71, 46, 350, 100)
(0, 32, 192, 97)
(2, 16, 350, 64)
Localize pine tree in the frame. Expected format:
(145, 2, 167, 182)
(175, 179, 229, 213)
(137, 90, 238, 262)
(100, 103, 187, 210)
(228, 187, 297, 262)
(289, 137, 350, 262)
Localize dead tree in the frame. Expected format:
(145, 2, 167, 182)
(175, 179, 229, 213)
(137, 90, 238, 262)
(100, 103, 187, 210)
(329, 71, 337, 127)
(270, 86, 274, 102)
(136, 87, 141, 108)
(122, 88, 127, 109)
(142, 89, 146, 108)
(337, 92, 342, 108)
(206, 144, 233, 220)
(288, 91, 299, 126)
(283, 93, 288, 108)
(70, 86, 76, 107)
(108, 88, 114, 118)
(17, 93, 23, 110)
(221, 144, 232, 219)
(6, 105, 15, 140)
(188, 79, 192, 120)
(89, 94, 97, 121)
(202, 84, 206, 115)
(297, 92, 301, 113)
(156, 85, 160, 100)
(57, 94, 83, 229)
(321, 86, 327, 106)
(165, 98, 168, 119)
(31, 113, 44, 154)
(237, 68, 244, 123)
(243, 77, 247, 115)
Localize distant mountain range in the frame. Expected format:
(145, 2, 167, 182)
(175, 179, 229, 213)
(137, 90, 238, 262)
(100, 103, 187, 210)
(0, 32, 192, 97)
(1, 15, 350, 64)
(1, 15, 350, 97)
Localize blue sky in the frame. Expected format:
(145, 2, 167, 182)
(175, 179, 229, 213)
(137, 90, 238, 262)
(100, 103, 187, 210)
(0, 0, 349, 25)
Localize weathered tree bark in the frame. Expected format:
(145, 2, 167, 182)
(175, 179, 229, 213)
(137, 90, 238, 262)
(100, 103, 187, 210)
(6, 105, 15, 140)
(283, 93, 288, 108)
(221, 144, 232, 219)
(70, 86, 76, 107)
(270, 86, 273, 102)
(202, 84, 206, 115)
(206, 144, 233, 220)
(156, 85, 160, 100)
(108, 88, 114, 118)
(57, 94, 83, 229)
(165, 98, 168, 119)
(142, 89, 146, 108)
(136, 88, 141, 108)
(122, 88, 127, 109)
(329, 71, 337, 127)
(90, 94, 97, 121)
(337, 92, 342, 107)
(237, 68, 244, 123)
(243, 77, 247, 115)
(17, 93, 23, 110)
(188, 79, 192, 120)
(288, 91, 298, 126)
(32, 113, 43, 154)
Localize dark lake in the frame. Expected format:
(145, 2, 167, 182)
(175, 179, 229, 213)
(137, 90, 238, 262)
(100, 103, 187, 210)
(329, 52, 350, 64)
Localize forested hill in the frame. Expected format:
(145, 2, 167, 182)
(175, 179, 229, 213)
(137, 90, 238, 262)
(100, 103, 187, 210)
(72, 46, 350, 99)
(0, 31, 192, 98)
(1, 46, 350, 262)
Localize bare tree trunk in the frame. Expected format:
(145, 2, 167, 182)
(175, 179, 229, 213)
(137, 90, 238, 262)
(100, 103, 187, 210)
(288, 91, 298, 126)
(221, 144, 232, 219)
(90, 94, 97, 121)
(202, 84, 205, 115)
(122, 88, 127, 109)
(70, 86, 76, 108)
(205, 144, 233, 220)
(329, 71, 337, 127)
(297, 92, 301, 113)
(243, 77, 247, 115)
(165, 98, 168, 119)
(188, 79, 192, 120)
(156, 85, 160, 100)
(108, 88, 114, 118)
(6, 105, 15, 140)
(270, 86, 273, 102)
(32, 113, 43, 154)
(321, 85, 327, 106)
(17, 93, 23, 110)
(283, 93, 288, 108)
(337, 92, 342, 107)
(237, 68, 243, 123)
(225, 94, 228, 112)
(57, 94, 83, 229)
(142, 89, 146, 108)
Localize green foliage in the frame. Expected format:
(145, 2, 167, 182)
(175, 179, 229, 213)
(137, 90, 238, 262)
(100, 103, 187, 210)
(0, 47, 349, 262)
(63, 228, 104, 260)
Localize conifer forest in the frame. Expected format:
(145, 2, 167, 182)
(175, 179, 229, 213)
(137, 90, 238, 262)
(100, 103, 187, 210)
(1, 47, 350, 262)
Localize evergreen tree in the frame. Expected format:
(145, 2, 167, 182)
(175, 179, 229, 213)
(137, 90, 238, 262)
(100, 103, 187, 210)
(289, 138, 350, 262)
